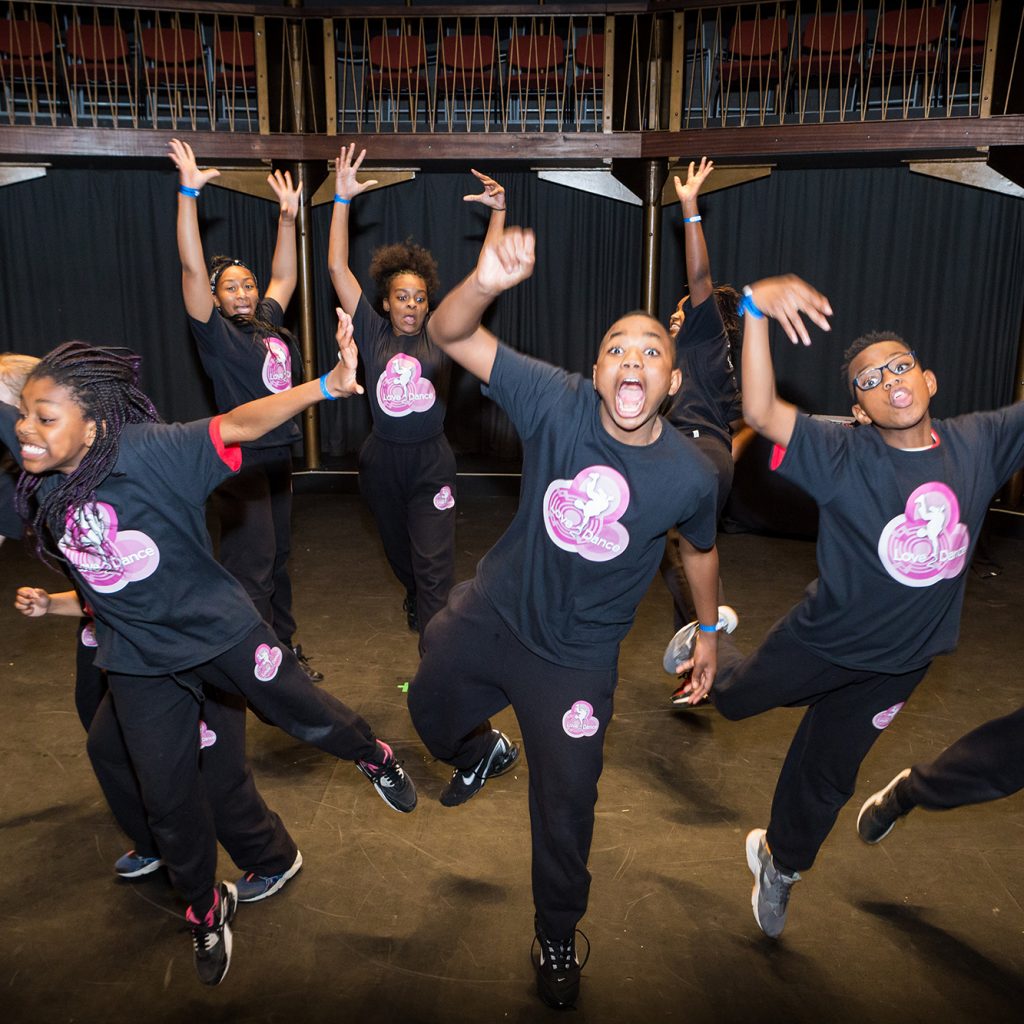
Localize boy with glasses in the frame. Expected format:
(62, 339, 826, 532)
(672, 279, 1024, 940)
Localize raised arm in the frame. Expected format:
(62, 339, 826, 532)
(327, 143, 379, 315)
(168, 138, 221, 322)
(219, 309, 363, 446)
(740, 276, 833, 449)
(674, 157, 715, 306)
(464, 168, 507, 249)
(427, 227, 536, 385)
(263, 169, 301, 311)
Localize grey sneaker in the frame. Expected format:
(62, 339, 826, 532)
(440, 730, 519, 807)
(663, 605, 738, 674)
(857, 768, 913, 844)
(745, 828, 800, 939)
(236, 850, 303, 903)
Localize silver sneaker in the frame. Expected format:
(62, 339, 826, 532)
(745, 828, 800, 939)
(663, 605, 738, 674)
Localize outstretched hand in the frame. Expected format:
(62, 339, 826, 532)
(334, 143, 378, 202)
(476, 227, 535, 295)
(324, 308, 363, 398)
(268, 169, 301, 223)
(14, 586, 50, 618)
(748, 275, 833, 346)
(168, 138, 221, 191)
(673, 633, 717, 703)
(464, 169, 506, 211)
(674, 156, 714, 206)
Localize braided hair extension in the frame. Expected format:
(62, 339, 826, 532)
(208, 254, 300, 353)
(15, 342, 161, 568)
(368, 239, 440, 314)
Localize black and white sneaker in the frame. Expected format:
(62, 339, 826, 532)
(440, 730, 519, 808)
(663, 605, 738, 674)
(186, 881, 238, 986)
(857, 768, 913, 844)
(357, 740, 417, 813)
(532, 919, 589, 1010)
(290, 645, 324, 683)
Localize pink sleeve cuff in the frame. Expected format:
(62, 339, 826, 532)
(769, 443, 787, 471)
(209, 416, 242, 471)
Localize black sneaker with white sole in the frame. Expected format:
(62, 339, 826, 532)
(532, 918, 589, 1010)
(440, 730, 518, 808)
(857, 768, 913, 844)
(357, 740, 417, 813)
(186, 881, 238, 986)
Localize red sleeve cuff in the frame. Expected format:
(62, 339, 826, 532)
(769, 443, 787, 471)
(209, 415, 242, 471)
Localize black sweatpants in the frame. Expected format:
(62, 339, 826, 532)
(660, 434, 733, 630)
(358, 432, 456, 645)
(214, 445, 297, 646)
(712, 620, 929, 873)
(103, 622, 378, 908)
(79, 619, 296, 874)
(408, 581, 616, 939)
(900, 705, 1024, 811)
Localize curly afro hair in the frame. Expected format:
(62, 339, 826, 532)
(368, 239, 440, 310)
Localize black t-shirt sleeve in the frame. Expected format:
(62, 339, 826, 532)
(129, 419, 240, 506)
(483, 344, 575, 441)
(774, 414, 847, 506)
(950, 402, 1024, 488)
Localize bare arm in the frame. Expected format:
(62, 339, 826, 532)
(675, 540, 721, 701)
(674, 157, 715, 307)
(427, 226, 536, 384)
(219, 309, 363, 446)
(264, 169, 301, 311)
(741, 276, 832, 449)
(15, 587, 83, 618)
(168, 138, 221, 322)
(464, 168, 507, 248)
(327, 143, 378, 315)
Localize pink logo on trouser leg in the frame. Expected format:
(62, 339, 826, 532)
(199, 720, 217, 749)
(433, 485, 455, 510)
(562, 700, 600, 738)
(254, 643, 283, 681)
(871, 702, 905, 730)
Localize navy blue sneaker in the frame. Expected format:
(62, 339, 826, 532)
(114, 850, 163, 879)
(236, 850, 303, 903)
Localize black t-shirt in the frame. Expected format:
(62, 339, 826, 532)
(352, 293, 451, 443)
(187, 297, 301, 450)
(666, 294, 741, 450)
(776, 407, 1024, 671)
(476, 344, 719, 669)
(0, 405, 261, 675)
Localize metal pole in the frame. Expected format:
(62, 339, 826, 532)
(640, 158, 668, 315)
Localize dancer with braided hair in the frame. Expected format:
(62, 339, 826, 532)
(169, 139, 321, 681)
(0, 321, 416, 986)
(328, 144, 506, 646)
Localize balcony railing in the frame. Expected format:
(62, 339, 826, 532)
(0, 1, 1019, 136)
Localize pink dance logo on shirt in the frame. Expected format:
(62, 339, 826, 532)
(199, 720, 217, 749)
(376, 353, 435, 417)
(261, 337, 292, 393)
(59, 502, 160, 594)
(80, 622, 98, 648)
(544, 466, 630, 562)
(254, 643, 282, 681)
(877, 483, 969, 587)
(871, 702, 905, 730)
(562, 700, 600, 739)
(433, 485, 455, 511)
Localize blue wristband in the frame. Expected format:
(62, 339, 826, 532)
(683, 215, 702, 223)
(698, 622, 719, 633)
(334, 195, 351, 205)
(319, 373, 338, 400)
(178, 184, 201, 198)
(738, 286, 765, 320)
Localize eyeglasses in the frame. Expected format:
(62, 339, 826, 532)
(852, 350, 917, 392)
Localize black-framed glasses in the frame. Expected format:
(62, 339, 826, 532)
(853, 351, 917, 392)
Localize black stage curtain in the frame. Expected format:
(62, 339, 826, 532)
(1, 165, 1021, 460)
